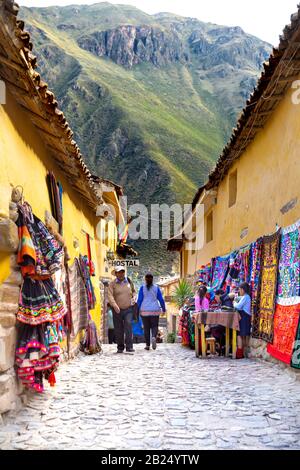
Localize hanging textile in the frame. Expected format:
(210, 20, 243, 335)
(196, 263, 213, 286)
(224, 246, 251, 291)
(249, 238, 263, 316)
(69, 258, 89, 338)
(179, 308, 191, 347)
(17, 202, 64, 278)
(239, 245, 252, 284)
(291, 316, 300, 369)
(211, 255, 230, 290)
(80, 317, 102, 355)
(79, 254, 96, 310)
(252, 231, 281, 343)
(15, 322, 61, 393)
(267, 303, 300, 365)
(46, 172, 63, 233)
(277, 220, 300, 303)
(17, 277, 65, 325)
(15, 202, 65, 393)
(86, 233, 95, 276)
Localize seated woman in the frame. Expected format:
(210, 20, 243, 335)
(208, 289, 229, 356)
(233, 282, 252, 359)
(215, 289, 235, 309)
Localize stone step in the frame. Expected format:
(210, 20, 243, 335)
(0, 312, 16, 328)
(3, 271, 22, 286)
(0, 285, 20, 304)
(0, 302, 18, 315)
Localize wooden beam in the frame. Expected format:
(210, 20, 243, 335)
(45, 143, 73, 160)
(243, 124, 264, 131)
(0, 53, 24, 74)
(3, 75, 29, 94)
(255, 108, 275, 116)
(19, 103, 49, 123)
(278, 73, 300, 83)
(33, 123, 64, 141)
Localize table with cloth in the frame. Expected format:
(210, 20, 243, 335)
(194, 311, 240, 359)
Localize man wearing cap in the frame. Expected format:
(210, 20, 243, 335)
(108, 267, 136, 353)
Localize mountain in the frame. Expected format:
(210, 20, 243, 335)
(19, 3, 272, 276)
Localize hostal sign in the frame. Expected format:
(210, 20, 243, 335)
(110, 259, 140, 268)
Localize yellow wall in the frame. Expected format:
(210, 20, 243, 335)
(183, 84, 300, 276)
(0, 89, 103, 329)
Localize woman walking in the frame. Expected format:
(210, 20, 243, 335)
(137, 274, 166, 351)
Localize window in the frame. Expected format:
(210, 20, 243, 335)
(206, 211, 213, 243)
(229, 170, 237, 208)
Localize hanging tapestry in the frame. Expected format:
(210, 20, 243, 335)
(69, 258, 89, 338)
(252, 231, 281, 343)
(15, 322, 61, 393)
(79, 254, 96, 310)
(15, 201, 65, 393)
(224, 251, 239, 288)
(239, 245, 252, 284)
(17, 277, 65, 325)
(16, 202, 64, 278)
(225, 245, 252, 290)
(211, 255, 230, 290)
(291, 316, 300, 369)
(46, 172, 63, 233)
(196, 263, 212, 286)
(267, 303, 300, 365)
(277, 220, 300, 303)
(249, 238, 263, 316)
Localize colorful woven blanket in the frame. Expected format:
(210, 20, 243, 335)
(69, 258, 89, 338)
(249, 238, 263, 316)
(252, 231, 281, 343)
(211, 255, 230, 290)
(267, 303, 300, 365)
(291, 316, 300, 369)
(277, 220, 300, 303)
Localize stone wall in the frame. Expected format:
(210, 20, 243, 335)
(249, 338, 300, 380)
(0, 254, 26, 419)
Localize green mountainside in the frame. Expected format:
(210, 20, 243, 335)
(20, 2, 272, 275)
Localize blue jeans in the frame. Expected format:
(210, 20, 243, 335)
(112, 307, 133, 351)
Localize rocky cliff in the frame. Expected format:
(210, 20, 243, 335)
(78, 25, 189, 68)
(20, 3, 272, 275)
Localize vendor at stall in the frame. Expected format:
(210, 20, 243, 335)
(233, 282, 252, 360)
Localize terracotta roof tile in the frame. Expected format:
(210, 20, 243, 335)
(0, 0, 118, 211)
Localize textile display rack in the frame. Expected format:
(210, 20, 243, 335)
(191, 218, 300, 369)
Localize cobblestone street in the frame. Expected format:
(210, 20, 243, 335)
(1, 344, 300, 450)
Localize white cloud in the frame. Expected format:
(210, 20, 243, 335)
(19, 0, 299, 45)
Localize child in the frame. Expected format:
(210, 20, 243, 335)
(195, 286, 210, 312)
(107, 303, 115, 344)
(233, 282, 252, 359)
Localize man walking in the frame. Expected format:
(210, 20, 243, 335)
(108, 267, 136, 354)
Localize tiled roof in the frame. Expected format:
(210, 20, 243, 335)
(168, 6, 300, 250)
(201, 5, 300, 193)
(0, 0, 108, 211)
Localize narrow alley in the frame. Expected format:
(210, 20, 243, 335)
(1, 344, 300, 451)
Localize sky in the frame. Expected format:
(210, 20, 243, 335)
(19, 0, 299, 46)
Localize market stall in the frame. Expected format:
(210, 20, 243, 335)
(194, 310, 239, 359)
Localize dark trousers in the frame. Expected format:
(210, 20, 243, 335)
(142, 315, 159, 347)
(108, 329, 115, 344)
(112, 307, 133, 351)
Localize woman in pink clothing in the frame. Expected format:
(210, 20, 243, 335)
(195, 286, 210, 312)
